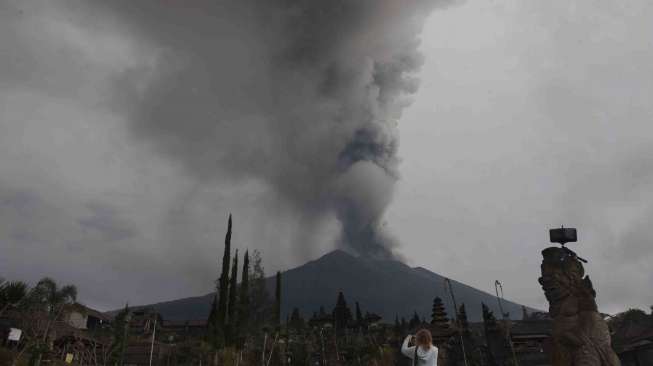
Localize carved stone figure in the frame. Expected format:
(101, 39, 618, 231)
(538, 247, 621, 366)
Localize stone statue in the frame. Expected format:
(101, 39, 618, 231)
(538, 247, 621, 366)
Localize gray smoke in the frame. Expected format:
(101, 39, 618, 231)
(89, 0, 451, 258)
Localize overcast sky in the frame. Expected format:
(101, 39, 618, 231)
(1, 0, 652, 315)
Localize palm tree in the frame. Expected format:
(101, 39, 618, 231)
(0, 280, 29, 316)
(33, 277, 77, 328)
(30, 277, 77, 366)
(8, 278, 77, 366)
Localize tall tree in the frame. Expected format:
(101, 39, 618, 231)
(409, 311, 421, 329)
(458, 303, 470, 336)
(227, 250, 239, 344)
(333, 291, 352, 332)
(274, 271, 282, 328)
(454, 303, 482, 366)
(227, 249, 238, 344)
(109, 304, 131, 365)
(208, 214, 232, 352)
(482, 303, 503, 366)
(289, 308, 304, 331)
(33, 277, 77, 329)
(0, 280, 28, 316)
(249, 250, 269, 326)
(355, 302, 363, 323)
(431, 297, 449, 330)
(207, 293, 219, 343)
(31, 277, 77, 366)
(237, 250, 250, 339)
(217, 214, 232, 331)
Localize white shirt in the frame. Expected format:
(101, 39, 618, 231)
(401, 335, 438, 366)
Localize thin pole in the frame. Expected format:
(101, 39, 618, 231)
(495, 280, 519, 366)
(495, 281, 503, 316)
(149, 316, 157, 366)
(444, 278, 469, 366)
(262, 332, 268, 366)
(334, 322, 340, 361)
(320, 328, 326, 366)
(266, 333, 278, 366)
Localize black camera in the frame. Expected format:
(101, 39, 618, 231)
(549, 227, 577, 245)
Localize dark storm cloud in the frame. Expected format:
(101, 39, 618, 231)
(77, 203, 138, 242)
(89, 0, 452, 258)
(4, 0, 650, 315)
(0, 0, 449, 308)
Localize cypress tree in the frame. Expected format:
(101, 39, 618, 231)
(274, 271, 282, 328)
(214, 214, 232, 347)
(227, 250, 239, 344)
(207, 293, 219, 341)
(228, 251, 239, 320)
(237, 250, 250, 337)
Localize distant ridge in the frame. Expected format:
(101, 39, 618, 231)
(118, 250, 540, 322)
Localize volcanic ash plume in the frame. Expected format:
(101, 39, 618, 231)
(99, 0, 450, 258)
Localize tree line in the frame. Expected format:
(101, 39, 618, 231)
(206, 214, 282, 365)
(0, 214, 283, 366)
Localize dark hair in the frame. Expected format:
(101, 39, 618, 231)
(415, 329, 432, 350)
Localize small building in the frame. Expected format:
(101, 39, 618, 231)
(510, 319, 553, 366)
(64, 303, 110, 330)
(161, 319, 207, 340)
(511, 319, 552, 354)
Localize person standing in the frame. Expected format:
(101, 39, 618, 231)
(401, 329, 438, 366)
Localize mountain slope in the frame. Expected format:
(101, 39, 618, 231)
(127, 250, 539, 322)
